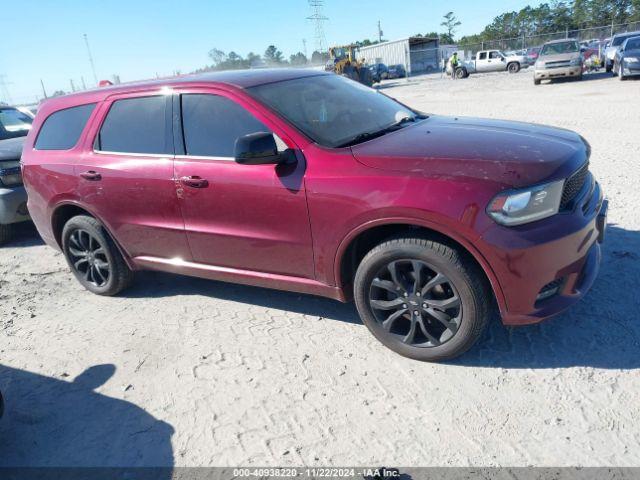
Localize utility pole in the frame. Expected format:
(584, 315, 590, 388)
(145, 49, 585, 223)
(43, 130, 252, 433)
(83, 33, 99, 85)
(377, 20, 384, 43)
(40, 79, 48, 99)
(70, 79, 76, 92)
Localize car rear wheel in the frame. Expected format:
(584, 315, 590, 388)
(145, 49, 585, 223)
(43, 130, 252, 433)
(455, 68, 467, 79)
(354, 237, 491, 362)
(507, 62, 520, 73)
(0, 224, 13, 246)
(534, 78, 541, 85)
(62, 215, 133, 296)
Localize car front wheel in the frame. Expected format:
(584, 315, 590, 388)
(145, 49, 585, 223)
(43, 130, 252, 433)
(354, 237, 491, 362)
(62, 215, 133, 296)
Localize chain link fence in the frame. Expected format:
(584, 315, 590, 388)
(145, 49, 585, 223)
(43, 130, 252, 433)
(402, 20, 640, 76)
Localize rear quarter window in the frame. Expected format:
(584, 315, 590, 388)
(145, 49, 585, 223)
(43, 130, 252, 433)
(35, 103, 96, 150)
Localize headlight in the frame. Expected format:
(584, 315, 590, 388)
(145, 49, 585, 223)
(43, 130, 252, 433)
(625, 56, 639, 63)
(535, 61, 543, 68)
(487, 180, 564, 226)
(0, 161, 23, 187)
(570, 57, 582, 66)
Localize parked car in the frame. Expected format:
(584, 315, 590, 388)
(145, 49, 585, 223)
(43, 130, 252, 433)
(525, 46, 542, 65)
(22, 70, 606, 362)
(386, 64, 406, 79)
(0, 106, 33, 244)
(368, 63, 388, 82)
(613, 36, 640, 80)
(453, 49, 529, 78)
(534, 38, 583, 85)
(604, 30, 640, 72)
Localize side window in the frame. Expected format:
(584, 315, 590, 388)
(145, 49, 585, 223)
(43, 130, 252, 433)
(35, 103, 96, 150)
(489, 51, 500, 59)
(181, 94, 270, 158)
(478, 52, 487, 60)
(96, 96, 170, 154)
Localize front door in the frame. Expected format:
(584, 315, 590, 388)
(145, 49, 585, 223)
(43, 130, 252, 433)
(173, 90, 315, 279)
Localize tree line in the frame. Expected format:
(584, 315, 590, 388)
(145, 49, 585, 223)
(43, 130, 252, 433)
(458, 0, 640, 45)
(193, 45, 330, 73)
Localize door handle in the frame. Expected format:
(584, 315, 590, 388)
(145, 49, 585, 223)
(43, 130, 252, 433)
(180, 176, 209, 188)
(80, 170, 102, 181)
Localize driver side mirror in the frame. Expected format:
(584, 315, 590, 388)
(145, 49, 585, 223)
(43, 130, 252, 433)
(235, 132, 287, 165)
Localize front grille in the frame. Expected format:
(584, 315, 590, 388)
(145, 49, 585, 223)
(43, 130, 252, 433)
(560, 162, 589, 210)
(545, 61, 571, 69)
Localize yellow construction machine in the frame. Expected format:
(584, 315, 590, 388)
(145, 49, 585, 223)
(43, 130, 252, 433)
(326, 44, 373, 86)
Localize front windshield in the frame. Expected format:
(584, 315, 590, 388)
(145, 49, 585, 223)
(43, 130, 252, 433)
(624, 38, 640, 50)
(541, 41, 579, 56)
(248, 74, 416, 148)
(0, 108, 33, 140)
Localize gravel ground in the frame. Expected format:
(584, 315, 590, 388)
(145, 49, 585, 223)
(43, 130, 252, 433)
(1, 70, 639, 467)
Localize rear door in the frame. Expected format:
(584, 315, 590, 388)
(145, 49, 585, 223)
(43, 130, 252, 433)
(172, 88, 314, 278)
(75, 92, 191, 261)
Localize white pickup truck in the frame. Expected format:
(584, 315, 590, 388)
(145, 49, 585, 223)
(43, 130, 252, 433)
(450, 50, 529, 78)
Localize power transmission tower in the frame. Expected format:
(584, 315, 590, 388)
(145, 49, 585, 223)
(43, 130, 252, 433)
(83, 33, 99, 86)
(0, 75, 13, 104)
(307, 0, 328, 55)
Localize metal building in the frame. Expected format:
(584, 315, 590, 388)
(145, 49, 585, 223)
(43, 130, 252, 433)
(356, 37, 440, 75)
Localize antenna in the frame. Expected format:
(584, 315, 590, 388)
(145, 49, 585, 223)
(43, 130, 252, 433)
(83, 33, 99, 86)
(307, 0, 328, 55)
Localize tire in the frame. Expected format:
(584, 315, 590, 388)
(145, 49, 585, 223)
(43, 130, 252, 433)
(0, 224, 12, 246)
(605, 63, 612, 73)
(455, 67, 466, 79)
(618, 63, 625, 81)
(534, 78, 541, 85)
(354, 237, 491, 362)
(62, 215, 133, 296)
(507, 62, 520, 73)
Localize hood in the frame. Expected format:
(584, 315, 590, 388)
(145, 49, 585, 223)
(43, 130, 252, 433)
(0, 136, 26, 162)
(350, 115, 588, 189)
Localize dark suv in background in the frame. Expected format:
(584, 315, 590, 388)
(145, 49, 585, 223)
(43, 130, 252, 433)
(22, 70, 606, 361)
(0, 106, 33, 244)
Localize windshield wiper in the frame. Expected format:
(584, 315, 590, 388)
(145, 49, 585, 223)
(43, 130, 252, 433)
(337, 115, 422, 148)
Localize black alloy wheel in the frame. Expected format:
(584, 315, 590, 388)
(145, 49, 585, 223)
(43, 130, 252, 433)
(67, 228, 110, 287)
(368, 259, 461, 347)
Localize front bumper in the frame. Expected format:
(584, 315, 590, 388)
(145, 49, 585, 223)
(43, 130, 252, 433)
(622, 61, 640, 76)
(480, 177, 605, 326)
(534, 66, 582, 80)
(0, 186, 30, 225)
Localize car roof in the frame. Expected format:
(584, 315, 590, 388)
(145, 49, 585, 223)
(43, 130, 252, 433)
(613, 30, 640, 38)
(37, 68, 330, 115)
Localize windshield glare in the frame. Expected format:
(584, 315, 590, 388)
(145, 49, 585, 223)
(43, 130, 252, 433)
(0, 108, 33, 140)
(541, 41, 579, 56)
(248, 75, 415, 148)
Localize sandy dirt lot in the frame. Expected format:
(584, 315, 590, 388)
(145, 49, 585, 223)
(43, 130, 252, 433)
(1, 70, 639, 467)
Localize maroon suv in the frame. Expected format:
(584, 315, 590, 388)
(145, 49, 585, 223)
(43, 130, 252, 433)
(21, 70, 607, 361)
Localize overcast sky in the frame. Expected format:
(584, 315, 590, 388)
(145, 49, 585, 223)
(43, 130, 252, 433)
(2, 0, 543, 104)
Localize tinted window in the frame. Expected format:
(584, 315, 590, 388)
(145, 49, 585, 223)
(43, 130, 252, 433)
(478, 52, 487, 60)
(97, 96, 169, 154)
(181, 94, 268, 157)
(35, 103, 95, 150)
(541, 41, 579, 55)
